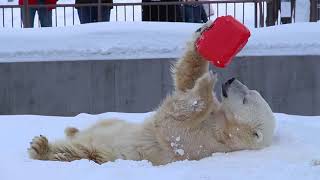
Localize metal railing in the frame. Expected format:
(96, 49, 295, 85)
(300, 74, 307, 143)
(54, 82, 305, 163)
(0, 0, 318, 28)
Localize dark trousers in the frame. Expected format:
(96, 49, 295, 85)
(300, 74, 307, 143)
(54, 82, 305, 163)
(21, 7, 52, 28)
(266, 0, 296, 26)
(77, 6, 111, 24)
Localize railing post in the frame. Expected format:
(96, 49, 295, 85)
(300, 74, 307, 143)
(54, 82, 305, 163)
(98, 0, 102, 22)
(23, 0, 30, 28)
(254, 1, 258, 28)
(259, 1, 264, 27)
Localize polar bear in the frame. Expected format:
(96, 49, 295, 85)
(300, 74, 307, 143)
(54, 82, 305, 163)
(28, 22, 276, 165)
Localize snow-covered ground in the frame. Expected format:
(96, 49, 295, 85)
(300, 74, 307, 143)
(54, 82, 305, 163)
(0, 112, 319, 180)
(0, 21, 319, 62)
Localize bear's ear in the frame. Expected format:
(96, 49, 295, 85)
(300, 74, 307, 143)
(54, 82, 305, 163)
(253, 130, 263, 143)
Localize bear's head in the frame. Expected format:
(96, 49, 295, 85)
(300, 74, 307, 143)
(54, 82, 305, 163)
(215, 78, 276, 151)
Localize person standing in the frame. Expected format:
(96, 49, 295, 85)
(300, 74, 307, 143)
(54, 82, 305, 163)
(266, 0, 280, 26)
(76, 0, 113, 24)
(19, 0, 57, 28)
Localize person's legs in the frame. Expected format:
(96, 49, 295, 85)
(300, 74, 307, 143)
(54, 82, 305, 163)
(38, 8, 52, 27)
(266, 2, 275, 26)
(280, 17, 292, 24)
(21, 7, 36, 28)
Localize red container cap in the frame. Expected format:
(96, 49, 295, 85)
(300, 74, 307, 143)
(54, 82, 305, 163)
(196, 16, 251, 68)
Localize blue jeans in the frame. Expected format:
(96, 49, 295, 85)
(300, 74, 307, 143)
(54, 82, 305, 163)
(77, 6, 111, 24)
(21, 7, 52, 28)
(181, 5, 208, 23)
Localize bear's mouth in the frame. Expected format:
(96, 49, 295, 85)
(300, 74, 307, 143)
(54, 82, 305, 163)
(222, 78, 236, 98)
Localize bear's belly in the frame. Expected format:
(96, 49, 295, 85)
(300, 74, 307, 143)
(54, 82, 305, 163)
(159, 127, 225, 160)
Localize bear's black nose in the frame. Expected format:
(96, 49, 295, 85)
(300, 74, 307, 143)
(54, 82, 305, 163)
(195, 27, 202, 33)
(226, 77, 236, 85)
(222, 78, 236, 98)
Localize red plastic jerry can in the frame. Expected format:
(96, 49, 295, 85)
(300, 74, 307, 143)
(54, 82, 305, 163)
(196, 16, 251, 68)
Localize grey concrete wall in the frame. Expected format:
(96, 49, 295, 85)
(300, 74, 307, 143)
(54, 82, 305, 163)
(0, 55, 319, 116)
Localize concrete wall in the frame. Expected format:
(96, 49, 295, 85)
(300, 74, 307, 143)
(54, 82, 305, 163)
(0, 55, 319, 116)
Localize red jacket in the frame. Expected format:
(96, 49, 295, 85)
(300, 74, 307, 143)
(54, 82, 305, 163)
(18, 0, 57, 7)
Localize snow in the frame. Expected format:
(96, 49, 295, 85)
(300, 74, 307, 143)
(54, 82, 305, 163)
(295, 0, 310, 22)
(0, 112, 319, 180)
(280, 2, 291, 17)
(176, 136, 180, 142)
(0, 21, 319, 62)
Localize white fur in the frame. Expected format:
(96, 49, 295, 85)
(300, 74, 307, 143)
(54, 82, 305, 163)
(28, 21, 276, 165)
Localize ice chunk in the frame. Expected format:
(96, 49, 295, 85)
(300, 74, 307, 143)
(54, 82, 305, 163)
(175, 136, 181, 142)
(175, 149, 185, 156)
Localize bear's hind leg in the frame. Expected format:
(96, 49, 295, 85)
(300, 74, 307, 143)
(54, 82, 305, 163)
(28, 135, 115, 164)
(28, 135, 116, 164)
(28, 135, 82, 162)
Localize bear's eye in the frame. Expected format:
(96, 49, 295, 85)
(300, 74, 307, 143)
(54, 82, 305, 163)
(242, 97, 247, 104)
(253, 132, 259, 138)
(253, 131, 263, 142)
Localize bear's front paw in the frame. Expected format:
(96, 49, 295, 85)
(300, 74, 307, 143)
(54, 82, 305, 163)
(193, 71, 218, 99)
(193, 20, 213, 41)
(197, 70, 218, 89)
(209, 70, 218, 87)
(28, 135, 50, 160)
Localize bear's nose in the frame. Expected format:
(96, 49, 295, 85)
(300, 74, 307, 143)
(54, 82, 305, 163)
(226, 77, 236, 85)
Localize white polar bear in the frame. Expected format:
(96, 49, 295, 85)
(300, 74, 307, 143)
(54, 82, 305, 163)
(28, 21, 276, 165)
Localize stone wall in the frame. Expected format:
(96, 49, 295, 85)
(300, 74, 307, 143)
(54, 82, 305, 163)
(0, 55, 318, 116)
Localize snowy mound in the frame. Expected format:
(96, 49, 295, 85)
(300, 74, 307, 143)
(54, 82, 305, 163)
(0, 22, 320, 62)
(0, 112, 319, 180)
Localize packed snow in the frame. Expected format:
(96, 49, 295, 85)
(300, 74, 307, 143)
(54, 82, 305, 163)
(0, 21, 319, 62)
(0, 112, 319, 180)
(295, 0, 310, 22)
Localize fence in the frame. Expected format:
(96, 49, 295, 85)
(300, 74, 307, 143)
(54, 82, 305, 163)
(0, 0, 269, 28)
(0, 0, 319, 28)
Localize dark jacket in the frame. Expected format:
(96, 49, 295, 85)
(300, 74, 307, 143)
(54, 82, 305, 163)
(75, 0, 112, 4)
(141, 0, 183, 22)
